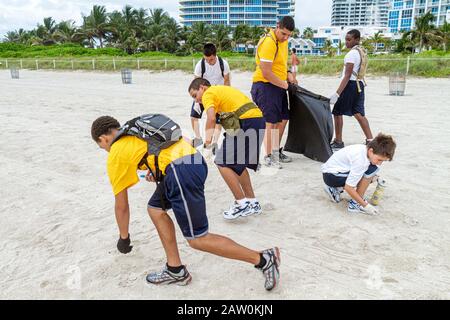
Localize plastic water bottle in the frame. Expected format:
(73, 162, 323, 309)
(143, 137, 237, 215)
(370, 178, 386, 206)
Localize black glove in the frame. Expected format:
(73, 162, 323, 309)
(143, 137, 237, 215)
(287, 82, 297, 96)
(117, 234, 133, 254)
(192, 137, 203, 148)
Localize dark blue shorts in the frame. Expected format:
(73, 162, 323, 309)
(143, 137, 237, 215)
(322, 164, 379, 188)
(148, 153, 209, 240)
(190, 102, 220, 124)
(214, 117, 265, 176)
(332, 80, 365, 117)
(251, 82, 289, 124)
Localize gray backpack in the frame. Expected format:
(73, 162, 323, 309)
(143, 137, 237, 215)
(111, 114, 182, 180)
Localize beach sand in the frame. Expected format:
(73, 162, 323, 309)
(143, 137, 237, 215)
(0, 70, 449, 299)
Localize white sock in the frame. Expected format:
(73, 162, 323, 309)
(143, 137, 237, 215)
(247, 198, 258, 204)
(236, 198, 248, 206)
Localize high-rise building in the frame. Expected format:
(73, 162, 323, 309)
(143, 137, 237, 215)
(179, 0, 296, 27)
(388, 0, 450, 33)
(331, 0, 390, 27)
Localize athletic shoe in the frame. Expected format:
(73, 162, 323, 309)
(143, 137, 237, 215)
(223, 201, 252, 220)
(279, 148, 292, 163)
(260, 247, 281, 291)
(264, 154, 282, 169)
(324, 185, 341, 203)
(146, 265, 192, 286)
(330, 140, 345, 150)
(347, 199, 365, 214)
(242, 201, 263, 217)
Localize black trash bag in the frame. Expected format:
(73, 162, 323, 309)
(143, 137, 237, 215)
(284, 85, 334, 163)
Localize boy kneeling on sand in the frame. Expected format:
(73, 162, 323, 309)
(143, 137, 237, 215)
(90, 115, 280, 290)
(321, 133, 396, 214)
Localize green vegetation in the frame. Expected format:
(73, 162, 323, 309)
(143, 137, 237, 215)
(1, 5, 449, 77)
(1, 48, 448, 77)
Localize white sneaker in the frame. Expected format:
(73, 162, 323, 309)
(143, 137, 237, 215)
(242, 201, 263, 217)
(223, 201, 251, 220)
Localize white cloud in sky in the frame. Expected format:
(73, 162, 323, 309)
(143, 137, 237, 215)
(0, 0, 331, 38)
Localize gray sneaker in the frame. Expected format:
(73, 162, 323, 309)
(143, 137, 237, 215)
(324, 185, 341, 203)
(146, 265, 192, 286)
(264, 154, 282, 169)
(279, 148, 292, 163)
(330, 140, 345, 150)
(260, 247, 281, 291)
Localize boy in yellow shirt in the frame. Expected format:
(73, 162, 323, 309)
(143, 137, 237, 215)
(251, 16, 297, 169)
(188, 78, 266, 220)
(91, 115, 280, 291)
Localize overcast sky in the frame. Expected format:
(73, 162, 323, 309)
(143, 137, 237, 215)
(0, 0, 332, 38)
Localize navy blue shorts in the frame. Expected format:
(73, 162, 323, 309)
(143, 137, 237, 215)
(332, 81, 365, 117)
(148, 153, 209, 240)
(190, 102, 220, 124)
(251, 82, 289, 124)
(214, 117, 265, 176)
(322, 164, 379, 188)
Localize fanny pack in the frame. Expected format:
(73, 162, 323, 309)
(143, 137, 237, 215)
(219, 102, 258, 136)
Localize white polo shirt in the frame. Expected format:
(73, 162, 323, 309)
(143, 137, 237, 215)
(194, 57, 230, 85)
(341, 48, 361, 81)
(321, 144, 370, 187)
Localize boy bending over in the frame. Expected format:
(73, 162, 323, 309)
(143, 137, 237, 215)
(321, 133, 396, 214)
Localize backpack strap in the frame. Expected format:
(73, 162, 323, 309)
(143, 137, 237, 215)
(201, 58, 206, 78)
(218, 56, 225, 78)
(350, 46, 367, 93)
(256, 32, 279, 62)
(234, 102, 258, 119)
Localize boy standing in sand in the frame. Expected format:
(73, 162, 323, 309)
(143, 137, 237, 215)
(188, 78, 265, 220)
(191, 43, 231, 148)
(90, 115, 280, 290)
(251, 16, 297, 169)
(329, 29, 374, 150)
(321, 133, 396, 214)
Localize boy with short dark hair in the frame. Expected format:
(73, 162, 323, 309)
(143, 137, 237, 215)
(91, 115, 280, 291)
(329, 29, 373, 149)
(251, 16, 297, 169)
(191, 43, 231, 148)
(321, 133, 396, 214)
(188, 78, 265, 220)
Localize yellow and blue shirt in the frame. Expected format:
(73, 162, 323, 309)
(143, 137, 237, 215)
(252, 29, 289, 83)
(201, 85, 263, 119)
(107, 136, 196, 195)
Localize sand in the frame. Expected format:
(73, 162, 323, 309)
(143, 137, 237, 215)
(0, 69, 449, 299)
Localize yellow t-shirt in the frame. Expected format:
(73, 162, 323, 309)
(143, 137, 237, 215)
(201, 86, 263, 119)
(107, 136, 196, 195)
(252, 29, 288, 83)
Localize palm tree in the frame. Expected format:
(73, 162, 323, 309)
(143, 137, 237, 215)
(33, 17, 57, 45)
(322, 39, 336, 57)
(164, 17, 182, 52)
(291, 28, 300, 39)
(369, 31, 385, 53)
(4, 31, 19, 43)
(188, 22, 212, 52)
(83, 5, 110, 48)
(211, 24, 231, 52)
(246, 25, 264, 53)
(404, 11, 442, 52)
(440, 20, 450, 51)
(232, 24, 250, 53)
(53, 20, 78, 44)
(302, 27, 314, 40)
